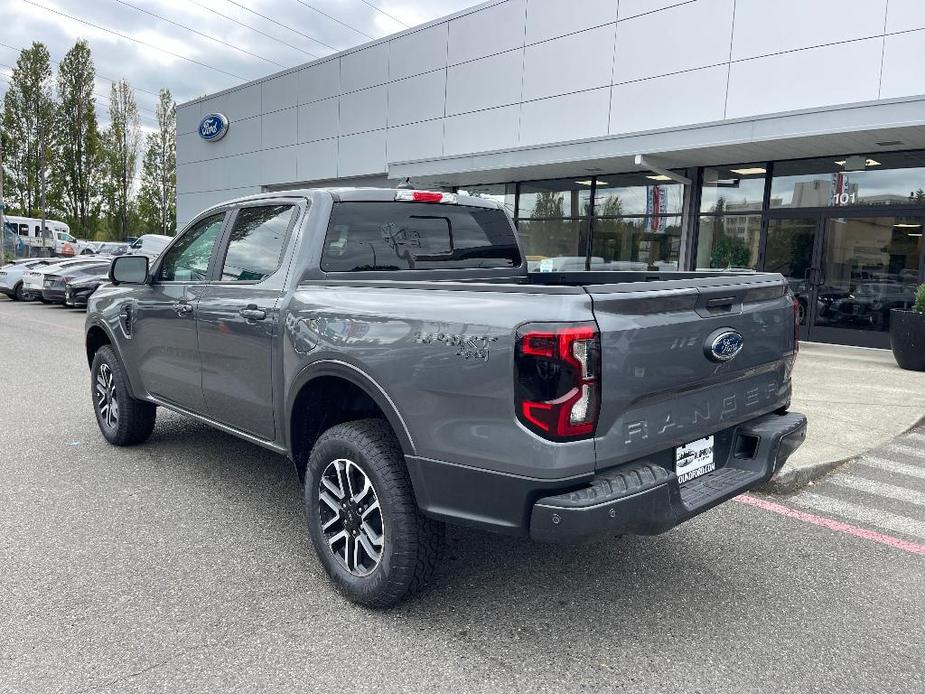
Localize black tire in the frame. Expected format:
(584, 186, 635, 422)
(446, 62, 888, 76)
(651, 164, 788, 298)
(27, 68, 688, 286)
(91, 345, 156, 446)
(304, 418, 444, 608)
(12, 282, 24, 301)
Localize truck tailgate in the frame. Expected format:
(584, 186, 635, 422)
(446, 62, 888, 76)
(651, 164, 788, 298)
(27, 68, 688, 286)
(587, 273, 796, 471)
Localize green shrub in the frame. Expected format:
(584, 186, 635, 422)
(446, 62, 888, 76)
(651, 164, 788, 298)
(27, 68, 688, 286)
(915, 284, 925, 314)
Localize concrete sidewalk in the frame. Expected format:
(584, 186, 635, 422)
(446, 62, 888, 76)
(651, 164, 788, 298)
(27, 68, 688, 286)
(762, 341, 925, 492)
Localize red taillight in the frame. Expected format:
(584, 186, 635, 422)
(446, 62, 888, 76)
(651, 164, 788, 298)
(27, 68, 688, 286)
(515, 323, 600, 441)
(394, 190, 458, 204)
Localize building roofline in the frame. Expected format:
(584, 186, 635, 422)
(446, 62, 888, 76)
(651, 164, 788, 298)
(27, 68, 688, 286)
(178, 0, 505, 109)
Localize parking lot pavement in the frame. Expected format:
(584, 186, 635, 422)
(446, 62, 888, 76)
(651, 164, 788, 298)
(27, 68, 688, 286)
(2, 297, 924, 694)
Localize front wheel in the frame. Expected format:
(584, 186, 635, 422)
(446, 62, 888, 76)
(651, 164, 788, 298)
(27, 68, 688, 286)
(91, 345, 156, 446)
(304, 419, 444, 608)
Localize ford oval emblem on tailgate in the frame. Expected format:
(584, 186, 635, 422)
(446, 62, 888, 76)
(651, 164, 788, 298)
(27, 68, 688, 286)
(705, 329, 744, 363)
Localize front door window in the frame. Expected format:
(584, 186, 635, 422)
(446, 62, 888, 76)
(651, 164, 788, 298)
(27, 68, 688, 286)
(158, 213, 225, 282)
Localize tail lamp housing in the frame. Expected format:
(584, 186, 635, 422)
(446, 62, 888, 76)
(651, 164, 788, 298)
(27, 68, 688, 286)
(515, 323, 601, 441)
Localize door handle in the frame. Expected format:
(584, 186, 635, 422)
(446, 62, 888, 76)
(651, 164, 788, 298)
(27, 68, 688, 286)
(239, 305, 267, 321)
(172, 301, 193, 316)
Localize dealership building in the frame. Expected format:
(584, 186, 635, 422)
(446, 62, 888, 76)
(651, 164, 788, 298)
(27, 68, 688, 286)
(176, 0, 925, 348)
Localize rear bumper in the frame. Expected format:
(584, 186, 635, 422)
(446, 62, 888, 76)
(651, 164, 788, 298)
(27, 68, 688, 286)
(530, 411, 806, 542)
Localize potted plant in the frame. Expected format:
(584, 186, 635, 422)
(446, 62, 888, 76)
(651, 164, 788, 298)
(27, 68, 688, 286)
(890, 284, 925, 371)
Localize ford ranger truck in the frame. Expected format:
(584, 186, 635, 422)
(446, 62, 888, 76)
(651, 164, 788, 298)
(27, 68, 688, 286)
(85, 188, 806, 607)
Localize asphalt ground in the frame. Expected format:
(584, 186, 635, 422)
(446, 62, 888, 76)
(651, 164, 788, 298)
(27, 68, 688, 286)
(1, 297, 924, 694)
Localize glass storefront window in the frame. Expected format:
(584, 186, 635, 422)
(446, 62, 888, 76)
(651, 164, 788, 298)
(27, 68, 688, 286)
(594, 173, 684, 216)
(696, 214, 761, 270)
(771, 152, 925, 209)
(700, 164, 767, 213)
(591, 216, 682, 271)
(518, 179, 592, 218)
(517, 218, 589, 271)
(456, 183, 515, 216)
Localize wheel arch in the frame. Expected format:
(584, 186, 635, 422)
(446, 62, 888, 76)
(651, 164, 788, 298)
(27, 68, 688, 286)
(287, 361, 415, 483)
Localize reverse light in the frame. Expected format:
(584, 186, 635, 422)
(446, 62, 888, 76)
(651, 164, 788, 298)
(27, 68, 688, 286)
(394, 190, 458, 204)
(515, 324, 601, 441)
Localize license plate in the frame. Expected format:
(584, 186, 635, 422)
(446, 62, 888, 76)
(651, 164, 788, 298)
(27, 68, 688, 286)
(675, 436, 715, 484)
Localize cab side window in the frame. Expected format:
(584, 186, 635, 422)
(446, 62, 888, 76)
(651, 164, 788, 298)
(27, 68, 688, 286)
(219, 205, 294, 282)
(158, 213, 225, 282)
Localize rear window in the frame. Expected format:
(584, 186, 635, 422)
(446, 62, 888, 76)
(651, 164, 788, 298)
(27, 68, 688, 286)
(321, 202, 521, 272)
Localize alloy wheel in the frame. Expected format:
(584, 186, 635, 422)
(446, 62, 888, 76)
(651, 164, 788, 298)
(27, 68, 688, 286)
(95, 363, 119, 429)
(318, 458, 384, 577)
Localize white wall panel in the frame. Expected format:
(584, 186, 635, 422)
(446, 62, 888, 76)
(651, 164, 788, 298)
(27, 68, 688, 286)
(388, 71, 446, 127)
(176, 104, 200, 135)
(444, 105, 520, 155)
(446, 50, 523, 115)
(261, 145, 298, 185)
(224, 152, 263, 190)
(296, 138, 338, 181)
(262, 107, 298, 150)
(260, 145, 298, 185)
(522, 25, 615, 101)
(176, 131, 202, 165)
(339, 130, 387, 177)
(389, 24, 447, 80)
(298, 60, 340, 103)
(614, 0, 734, 82)
(618, 0, 693, 20)
(519, 88, 610, 146)
(176, 162, 202, 194)
(880, 30, 925, 99)
(261, 71, 299, 112)
(339, 86, 388, 135)
(525, 0, 617, 44)
(886, 0, 925, 33)
(298, 97, 339, 143)
(732, 0, 887, 61)
(198, 82, 262, 123)
(447, 0, 525, 65)
(341, 44, 389, 93)
(726, 38, 883, 119)
(610, 65, 727, 134)
(387, 120, 444, 162)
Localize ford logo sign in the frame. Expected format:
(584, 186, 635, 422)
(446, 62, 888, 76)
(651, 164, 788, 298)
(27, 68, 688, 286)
(705, 329, 744, 363)
(198, 113, 229, 142)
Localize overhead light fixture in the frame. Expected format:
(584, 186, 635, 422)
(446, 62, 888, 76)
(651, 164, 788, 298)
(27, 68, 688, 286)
(895, 223, 922, 228)
(729, 167, 766, 175)
(575, 180, 595, 186)
(908, 233, 923, 237)
(835, 157, 881, 168)
(646, 175, 672, 181)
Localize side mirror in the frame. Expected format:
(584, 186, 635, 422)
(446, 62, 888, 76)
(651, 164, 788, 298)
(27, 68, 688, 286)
(110, 255, 149, 285)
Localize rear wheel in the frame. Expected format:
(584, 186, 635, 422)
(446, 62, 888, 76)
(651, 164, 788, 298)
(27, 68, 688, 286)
(91, 345, 156, 446)
(304, 419, 444, 608)
(12, 282, 24, 301)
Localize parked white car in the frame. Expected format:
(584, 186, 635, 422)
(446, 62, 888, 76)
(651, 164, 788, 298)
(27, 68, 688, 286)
(127, 234, 172, 260)
(21, 258, 111, 301)
(0, 258, 53, 300)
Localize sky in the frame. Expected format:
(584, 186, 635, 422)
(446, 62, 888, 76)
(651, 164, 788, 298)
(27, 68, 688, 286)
(0, 0, 478, 132)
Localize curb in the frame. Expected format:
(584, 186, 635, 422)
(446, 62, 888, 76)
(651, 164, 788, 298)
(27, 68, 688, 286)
(755, 413, 925, 495)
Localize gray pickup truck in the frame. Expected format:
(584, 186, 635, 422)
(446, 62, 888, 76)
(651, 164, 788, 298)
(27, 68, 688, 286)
(86, 188, 806, 607)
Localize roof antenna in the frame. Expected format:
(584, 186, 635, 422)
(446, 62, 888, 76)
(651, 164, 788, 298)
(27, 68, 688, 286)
(396, 177, 414, 189)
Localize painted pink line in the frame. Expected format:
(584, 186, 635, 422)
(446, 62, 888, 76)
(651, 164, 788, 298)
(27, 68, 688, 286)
(734, 494, 925, 557)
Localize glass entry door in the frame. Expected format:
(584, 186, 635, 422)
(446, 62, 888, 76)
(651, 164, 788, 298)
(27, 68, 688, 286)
(763, 215, 925, 348)
(812, 216, 923, 348)
(763, 218, 818, 342)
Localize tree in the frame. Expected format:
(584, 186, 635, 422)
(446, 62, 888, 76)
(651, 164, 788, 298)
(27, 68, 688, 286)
(2, 42, 54, 217)
(103, 79, 140, 240)
(54, 40, 103, 237)
(138, 88, 176, 236)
